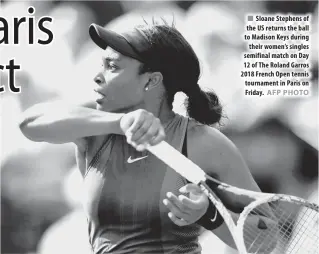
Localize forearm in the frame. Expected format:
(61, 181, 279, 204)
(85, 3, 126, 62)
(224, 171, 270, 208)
(19, 102, 124, 143)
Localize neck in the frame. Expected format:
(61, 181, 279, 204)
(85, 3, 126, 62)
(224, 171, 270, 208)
(122, 95, 175, 126)
(144, 96, 176, 126)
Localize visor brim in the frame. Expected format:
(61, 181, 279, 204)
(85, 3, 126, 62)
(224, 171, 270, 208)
(89, 24, 144, 62)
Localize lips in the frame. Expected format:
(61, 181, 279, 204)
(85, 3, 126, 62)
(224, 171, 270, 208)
(94, 89, 105, 103)
(94, 89, 105, 96)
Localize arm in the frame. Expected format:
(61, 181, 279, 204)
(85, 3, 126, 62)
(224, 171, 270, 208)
(198, 127, 261, 210)
(189, 126, 276, 250)
(19, 100, 124, 144)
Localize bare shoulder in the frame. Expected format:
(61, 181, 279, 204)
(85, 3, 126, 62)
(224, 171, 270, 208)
(187, 122, 243, 176)
(188, 123, 237, 153)
(186, 121, 261, 194)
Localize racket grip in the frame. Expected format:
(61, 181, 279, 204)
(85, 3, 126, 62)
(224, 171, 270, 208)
(146, 141, 207, 184)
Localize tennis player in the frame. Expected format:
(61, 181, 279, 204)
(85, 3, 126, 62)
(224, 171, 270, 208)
(20, 21, 267, 253)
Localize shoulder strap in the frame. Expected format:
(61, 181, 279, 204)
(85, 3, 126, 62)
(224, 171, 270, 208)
(85, 135, 115, 176)
(180, 116, 189, 158)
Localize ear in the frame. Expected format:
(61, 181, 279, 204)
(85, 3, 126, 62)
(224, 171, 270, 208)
(145, 72, 163, 91)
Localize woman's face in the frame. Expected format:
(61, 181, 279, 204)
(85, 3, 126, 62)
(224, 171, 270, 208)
(93, 47, 149, 113)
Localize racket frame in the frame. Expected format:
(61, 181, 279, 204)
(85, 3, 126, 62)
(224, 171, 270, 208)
(146, 141, 319, 254)
(199, 181, 248, 254)
(236, 194, 319, 254)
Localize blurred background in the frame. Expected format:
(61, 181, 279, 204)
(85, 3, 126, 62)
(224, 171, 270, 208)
(0, 1, 318, 254)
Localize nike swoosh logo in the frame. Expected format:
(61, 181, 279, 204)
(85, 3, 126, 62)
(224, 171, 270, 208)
(210, 209, 218, 223)
(127, 155, 148, 163)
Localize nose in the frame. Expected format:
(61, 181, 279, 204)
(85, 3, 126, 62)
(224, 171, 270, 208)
(94, 73, 104, 85)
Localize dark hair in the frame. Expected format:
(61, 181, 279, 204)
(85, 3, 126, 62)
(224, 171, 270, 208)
(137, 21, 224, 126)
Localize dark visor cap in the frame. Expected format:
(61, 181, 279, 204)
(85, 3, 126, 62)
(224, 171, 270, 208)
(89, 23, 148, 63)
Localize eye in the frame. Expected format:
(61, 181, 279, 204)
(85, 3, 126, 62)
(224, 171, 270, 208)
(108, 63, 118, 71)
(102, 60, 118, 71)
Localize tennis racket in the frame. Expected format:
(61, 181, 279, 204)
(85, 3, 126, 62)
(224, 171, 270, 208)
(147, 141, 319, 254)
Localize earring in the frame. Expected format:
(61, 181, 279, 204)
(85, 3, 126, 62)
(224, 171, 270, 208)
(144, 80, 151, 91)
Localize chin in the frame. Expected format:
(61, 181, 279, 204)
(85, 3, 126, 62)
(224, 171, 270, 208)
(96, 103, 118, 113)
(95, 103, 109, 112)
(96, 101, 138, 113)
(95, 103, 103, 111)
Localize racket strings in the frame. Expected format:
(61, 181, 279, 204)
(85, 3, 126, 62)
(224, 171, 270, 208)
(284, 207, 318, 254)
(287, 208, 318, 253)
(243, 202, 292, 253)
(243, 200, 319, 254)
(200, 181, 290, 253)
(243, 205, 289, 252)
(199, 179, 318, 254)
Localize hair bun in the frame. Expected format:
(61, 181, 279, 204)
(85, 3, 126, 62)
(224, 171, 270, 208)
(184, 83, 201, 98)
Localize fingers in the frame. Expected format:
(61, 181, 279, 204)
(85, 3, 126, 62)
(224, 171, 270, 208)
(130, 118, 153, 142)
(168, 212, 189, 226)
(135, 119, 160, 145)
(179, 183, 203, 195)
(122, 110, 166, 151)
(166, 192, 190, 213)
(177, 195, 204, 210)
(125, 113, 146, 138)
(168, 190, 206, 211)
(164, 190, 209, 227)
(149, 127, 165, 146)
(166, 192, 187, 210)
(179, 184, 207, 210)
(163, 197, 189, 219)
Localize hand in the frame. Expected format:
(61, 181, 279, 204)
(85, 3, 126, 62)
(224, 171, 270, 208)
(120, 109, 165, 151)
(163, 183, 209, 226)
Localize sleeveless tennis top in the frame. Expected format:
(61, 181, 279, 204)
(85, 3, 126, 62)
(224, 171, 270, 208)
(82, 114, 202, 254)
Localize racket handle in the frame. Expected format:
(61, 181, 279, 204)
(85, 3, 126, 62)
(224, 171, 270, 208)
(146, 141, 207, 184)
